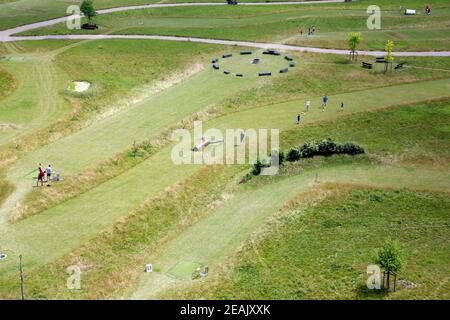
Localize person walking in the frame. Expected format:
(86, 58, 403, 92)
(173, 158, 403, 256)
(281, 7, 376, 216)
(45, 164, 53, 186)
(306, 99, 310, 112)
(322, 95, 328, 111)
(297, 113, 301, 125)
(37, 163, 45, 187)
(340, 102, 344, 112)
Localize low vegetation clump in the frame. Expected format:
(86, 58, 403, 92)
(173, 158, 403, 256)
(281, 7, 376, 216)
(286, 139, 364, 162)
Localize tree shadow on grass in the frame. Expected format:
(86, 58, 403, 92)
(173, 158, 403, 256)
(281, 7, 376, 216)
(355, 284, 389, 300)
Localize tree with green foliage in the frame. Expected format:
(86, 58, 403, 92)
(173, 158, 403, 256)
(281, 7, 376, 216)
(80, 0, 97, 23)
(376, 239, 403, 291)
(384, 40, 395, 72)
(347, 32, 361, 62)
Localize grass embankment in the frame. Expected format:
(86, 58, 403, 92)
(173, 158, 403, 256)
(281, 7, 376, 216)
(10, 53, 450, 222)
(281, 100, 450, 168)
(5, 98, 448, 299)
(0, 39, 220, 162)
(0, 165, 243, 299)
(20, 0, 450, 52)
(162, 185, 450, 299)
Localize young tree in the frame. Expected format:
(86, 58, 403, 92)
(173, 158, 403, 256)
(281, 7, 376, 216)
(376, 239, 403, 291)
(80, 0, 97, 23)
(347, 32, 361, 62)
(384, 40, 395, 72)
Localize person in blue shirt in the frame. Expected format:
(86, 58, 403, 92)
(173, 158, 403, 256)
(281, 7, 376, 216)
(322, 95, 328, 111)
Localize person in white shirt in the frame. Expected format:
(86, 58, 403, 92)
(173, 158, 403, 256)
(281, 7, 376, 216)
(306, 100, 310, 112)
(45, 164, 53, 185)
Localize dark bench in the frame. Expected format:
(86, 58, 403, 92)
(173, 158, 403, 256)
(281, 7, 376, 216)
(222, 53, 232, 58)
(240, 51, 252, 55)
(375, 57, 386, 63)
(211, 58, 218, 63)
(284, 55, 293, 61)
(258, 72, 272, 76)
(289, 61, 296, 67)
(235, 74, 243, 77)
(362, 62, 373, 69)
(81, 23, 98, 30)
(394, 63, 405, 70)
(212, 64, 219, 70)
(263, 50, 280, 56)
(227, 0, 238, 4)
(223, 70, 231, 74)
(279, 68, 289, 73)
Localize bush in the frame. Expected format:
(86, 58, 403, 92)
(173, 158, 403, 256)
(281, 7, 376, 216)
(285, 139, 365, 162)
(340, 142, 365, 155)
(252, 158, 264, 176)
(287, 147, 302, 161)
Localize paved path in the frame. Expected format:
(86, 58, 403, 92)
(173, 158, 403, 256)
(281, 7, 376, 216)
(6, 34, 450, 57)
(0, 1, 449, 57)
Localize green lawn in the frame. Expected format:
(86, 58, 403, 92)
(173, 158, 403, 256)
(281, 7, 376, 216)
(0, 52, 71, 145)
(0, 0, 311, 31)
(18, 0, 450, 52)
(163, 187, 449, 299)
(281, 100, 450, 164)
(2, 96, 449, 299)
(0, 1, 449, 299)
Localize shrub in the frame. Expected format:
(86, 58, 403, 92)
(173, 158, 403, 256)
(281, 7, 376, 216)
(340, 142, 365, 155)
(252, 158, 264, 176)
(286, 147, 301, 161)
(285, 139, 365, 162)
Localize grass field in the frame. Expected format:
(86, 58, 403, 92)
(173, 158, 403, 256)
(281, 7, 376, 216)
(18, 1, 450, 52)
(161, 186, 450, 299)
(0, 0, 449, 301)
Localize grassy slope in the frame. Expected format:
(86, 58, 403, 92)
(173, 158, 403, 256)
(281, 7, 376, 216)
(281, 100, 450, 166)
(1, 96, 448, 299)
(5, 51, 450, 222)
(0, 165, 242, 299)
(0, 39, 224, 170)
(20, 0, 450, 51)
(0, 73, 448, 269)
(0, 52, 71, 144)
(163, 186, 450, 299)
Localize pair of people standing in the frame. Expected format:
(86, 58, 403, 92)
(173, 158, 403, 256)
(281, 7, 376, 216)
(297, 96, 344, 124)
(37, 163, 53, 187)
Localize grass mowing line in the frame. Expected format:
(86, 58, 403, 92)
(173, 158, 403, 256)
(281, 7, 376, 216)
(131, 163, 450, 299)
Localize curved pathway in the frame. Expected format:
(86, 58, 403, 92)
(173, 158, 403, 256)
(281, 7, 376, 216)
(0, 1, 449, 57)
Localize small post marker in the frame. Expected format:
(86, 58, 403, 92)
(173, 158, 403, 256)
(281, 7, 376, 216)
(145, 263, 153, 273)
(19, 254, 25, 300)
